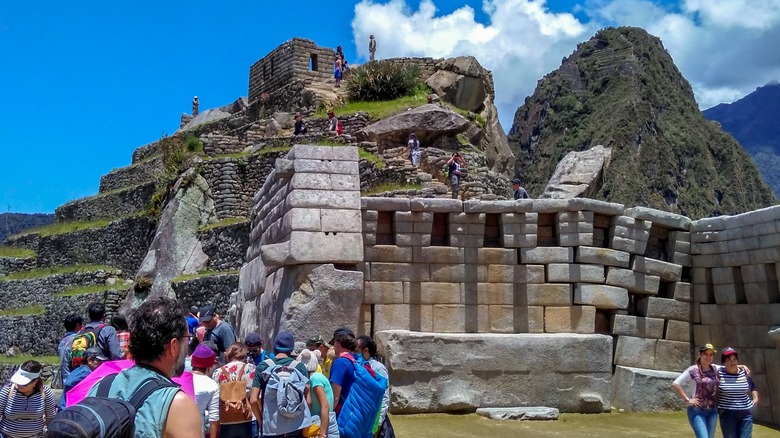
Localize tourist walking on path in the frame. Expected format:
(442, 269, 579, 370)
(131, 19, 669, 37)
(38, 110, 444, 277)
(191, 344, 220, 438)
(717, 348, 758, 438)
(328, 328, 358, 414)
(357, 335, 393, 436)
(57, 314, 83, 384)
(673, 343, 720, 438)
(199, 304, 236, 363)
(82, 302, 123, 361)
(408, 133, 421, 167)
(369, 35, 377, 61)
(299, 349, 339, 438)
(111, 313, 131, 359)
(447, 153, 465, 199)
(0, 360, 56, 437)
(212, 342, 256, 438)
(334, 55, 343, 87)
(512, 177, 530, 199)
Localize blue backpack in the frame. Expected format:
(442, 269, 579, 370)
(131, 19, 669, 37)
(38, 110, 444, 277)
(337, 356, 388, 438)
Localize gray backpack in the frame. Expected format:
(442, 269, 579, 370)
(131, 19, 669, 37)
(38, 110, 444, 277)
(261, 359, 312, 436)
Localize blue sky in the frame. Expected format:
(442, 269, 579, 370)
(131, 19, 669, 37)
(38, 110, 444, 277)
(2, 0, 778, 214)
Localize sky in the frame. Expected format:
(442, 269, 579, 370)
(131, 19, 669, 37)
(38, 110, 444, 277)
(2, 0, 779, 214)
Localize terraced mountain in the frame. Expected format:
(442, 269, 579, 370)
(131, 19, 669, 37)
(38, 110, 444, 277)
(0, 213, 54, 244)
(508, 26, 776, 219)
(703, 82, 780, 197)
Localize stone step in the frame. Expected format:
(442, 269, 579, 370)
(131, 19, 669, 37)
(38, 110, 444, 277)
(56, 181, 157, 222)
(5, 216, 153, 276)
(99, 155, 162, 193)
(171, 271, 239, 317)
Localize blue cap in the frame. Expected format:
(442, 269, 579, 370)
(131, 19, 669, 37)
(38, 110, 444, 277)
(273, 331, 295, 352)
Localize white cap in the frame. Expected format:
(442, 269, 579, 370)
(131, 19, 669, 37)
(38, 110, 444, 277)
(10, 369, 40, 386)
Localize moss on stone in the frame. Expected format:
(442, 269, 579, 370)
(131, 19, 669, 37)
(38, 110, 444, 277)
(0, 305, 45, 316)
(171, 269, 240, 283)
(198, 217, 248, 233)
(0, 264, 117, 281)
(0, 247, 36, 259)
(54, 284, 123, 297)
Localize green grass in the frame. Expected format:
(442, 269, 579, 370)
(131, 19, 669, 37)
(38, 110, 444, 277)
(359, 148, 386, 169)
(198, 217, 248, 232)
(172, 270, 239, 283)
(0, 305, 45, 317)
(0, 264, 117, 281)
(448, 104, 486, 128)
(0, 354, 60, 365)
(0, 247, 36, 258)
(363, 182, 422, 195)
(313, 87, 430, 121)
(11, 217, 114, 238)
(54, 283, 123, 297)
(391, 412, 780, 438)
(259, 146, 292, 155)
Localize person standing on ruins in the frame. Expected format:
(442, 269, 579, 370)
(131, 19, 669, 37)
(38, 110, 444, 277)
(673, 343, 720, 438)
(336, 45, 347, 70)
(408, 133, 421, 167)
(334, 55, 343, 87)
(192, 96, 199, 117)
(369, 35, 377, 61)
(447, 153, 465, 200)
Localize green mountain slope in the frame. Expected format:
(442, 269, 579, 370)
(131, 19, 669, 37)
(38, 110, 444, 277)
(507, 26, 776, 219)
(0, 213, 55, 244)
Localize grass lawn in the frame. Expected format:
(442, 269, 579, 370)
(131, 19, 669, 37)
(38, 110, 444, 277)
(390, 412, 780, 437)
(364, 182, 423, 195)
(313, 88, 430, 121)
(0, 264, 116, 281)
(0, 246, 35, 258)
(0, 354, 60, 365)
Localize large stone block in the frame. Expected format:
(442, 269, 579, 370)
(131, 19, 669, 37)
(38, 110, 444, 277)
(407, 282, 462, 304)
(465, 248, 516, 265)
(520, 247, 574, 264)
(637, 297, 691, 322)
(665, 320, 691, 342)
(673, 282, 692, 302)
(261, 231, 363, 266)
(574, 284, 629, 310)
(614, 336, 657, 368)
(611, 366, 683, 412)
(370, 262, 430, 282)
(363, 281, 404, 304)
(413, 246, 465, 264)
(525, 284, 573, 306)
(610, 236, 648, 254)
(544, 306, 595, 334)
(364, 245, 413, 263)
(576, 246, 630, 268)
(631, 256, 682, 282)
(654, 340, 691, 372)
(376, 331, 613, 413)
(605, 268, 660, 295)
(547, 263, 605, 283)
(610, 315, 664, 339)
(515, 265, 546, 284)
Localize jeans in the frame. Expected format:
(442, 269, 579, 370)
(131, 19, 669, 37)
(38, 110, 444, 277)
(719, 409, 753, 438)
(450, 174, 460, 199)
(264, 431, 304, 438)
(220, 422, 253, 438)
(687, 406, 717, 438)
(251, 420, 259, 438)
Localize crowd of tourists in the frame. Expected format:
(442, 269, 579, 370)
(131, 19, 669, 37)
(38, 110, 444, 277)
(0, 299, 393, 438)
(673, 343, 760, 438)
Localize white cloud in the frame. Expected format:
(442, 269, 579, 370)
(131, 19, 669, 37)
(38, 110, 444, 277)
(351, 0, 780, 125)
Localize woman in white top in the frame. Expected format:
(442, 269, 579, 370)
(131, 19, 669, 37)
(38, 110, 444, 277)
(190, 344, 220, 438)
(0, 360, 56, 438)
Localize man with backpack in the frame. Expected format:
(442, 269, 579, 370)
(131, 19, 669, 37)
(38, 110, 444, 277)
(48, 297, 202, 437)
(68, 303, 122, 371)
(249, 331, 312, 438)
(57, 313, 83, 383)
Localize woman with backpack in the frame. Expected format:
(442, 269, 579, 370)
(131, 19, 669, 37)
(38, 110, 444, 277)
(0, 360, 56, 437)
(212, 342, 256, 438)
(111, 313, 131, 359)
(299, 349, 339, 438)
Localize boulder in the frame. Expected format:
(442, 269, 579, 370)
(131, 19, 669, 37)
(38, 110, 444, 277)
(426, 70, 486, 113)
(356, 104, 469, 146)
(611, 366, 682, 412)
(265, 118, 281, 137)
(376, 330, 613, 414)
(476, 407, 559, 421)
(541, 145, 612, 199)
(177, 108, 231, 132)
(128, 169, 217, 303)
(218, 96, 248, 114)
(272, 112, 294, 129)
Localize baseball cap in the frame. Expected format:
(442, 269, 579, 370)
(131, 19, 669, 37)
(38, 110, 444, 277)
(329, 327, 355, 345)
(274, 331, 295, 352)
(84, 347, 109, 362)
(244, 333, 263, 346)
(512, 178, 521, 184)
(721, 347, 739, 362)
(198, 305, 216, 323)
(307, 334, 327, 348)
(698, 343, 717, 353)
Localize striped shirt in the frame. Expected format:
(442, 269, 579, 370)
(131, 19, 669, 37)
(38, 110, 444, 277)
(717, 368, 755, 410)
(0, 383, 56, 438)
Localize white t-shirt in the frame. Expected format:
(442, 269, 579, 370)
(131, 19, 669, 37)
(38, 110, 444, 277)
(192, 373, 220, 427)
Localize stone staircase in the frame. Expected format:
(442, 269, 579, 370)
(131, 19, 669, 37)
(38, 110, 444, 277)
(375, 146, 454, 198)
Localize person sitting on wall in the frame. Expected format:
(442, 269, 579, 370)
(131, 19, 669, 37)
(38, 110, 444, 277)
(294, 112, 308, 135)
(327, 110, 342, 136)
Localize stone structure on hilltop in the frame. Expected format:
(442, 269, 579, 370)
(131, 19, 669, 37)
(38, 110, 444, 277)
(0, 37, 778, 426)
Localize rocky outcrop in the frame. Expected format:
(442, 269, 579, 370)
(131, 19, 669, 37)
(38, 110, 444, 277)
(541, 145, 612, 199)
(356, 104, 469, 147)
(130, 169, 218, 301)
(427, 56, 515, 176)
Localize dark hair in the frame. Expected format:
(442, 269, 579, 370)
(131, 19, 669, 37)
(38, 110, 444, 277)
(128, 297, 187, 363)
(334, 333, 357, 352)
(111, 313, 129, 331)
(357, 335, 385, 363)
(20, 360, 43, 392)
(87, 303, 106, 322)
(225, 342, 248, 362)
(64, 313, 83, 332)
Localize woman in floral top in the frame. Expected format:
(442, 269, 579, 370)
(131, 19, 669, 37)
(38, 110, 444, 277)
(212, 342, 256, 438)
(673, 344, 720, 438)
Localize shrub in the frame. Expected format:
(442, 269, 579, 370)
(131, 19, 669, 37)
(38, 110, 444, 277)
(347, 61, 421, 101)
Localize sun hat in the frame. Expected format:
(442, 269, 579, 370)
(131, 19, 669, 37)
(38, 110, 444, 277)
(10, 368, 40, 386)
(298, 349, 321, 373)
(273, 331, 295, 352)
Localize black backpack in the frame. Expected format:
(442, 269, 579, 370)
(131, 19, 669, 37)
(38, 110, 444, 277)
(46, 373, 177, 438)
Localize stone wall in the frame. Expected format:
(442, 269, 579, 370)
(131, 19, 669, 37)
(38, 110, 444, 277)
(132, 142, 160, 164)
(56, 182, 156, 222)
(689, 206, 780, 424)
(199, 221, 250, 271)
(100, 156, 162, 193)
(380, 57, 442, 82)
(172, 273, 239, 316)
(0, 256, 36, 276)
(249, 38, 335, 106)
(307, 113, 370, 137)
(0, 270, 119, 309)
(34, 216, 153, 275)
